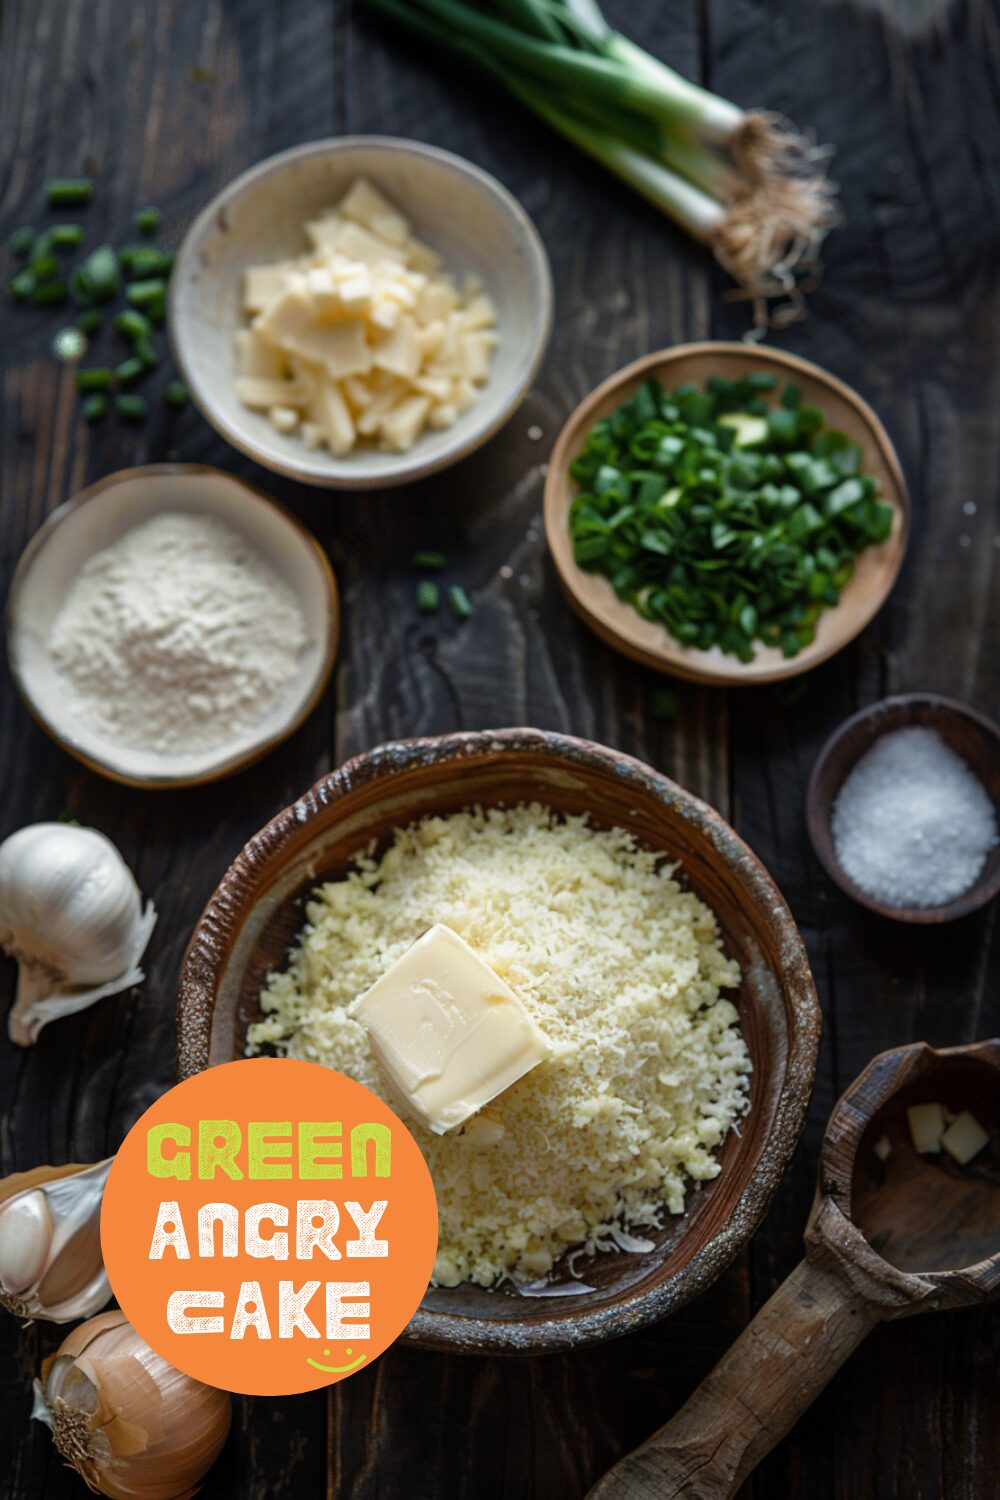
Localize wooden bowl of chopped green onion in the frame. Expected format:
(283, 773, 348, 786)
(544, 344, 909, 685)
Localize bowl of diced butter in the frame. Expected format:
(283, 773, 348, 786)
(169, 136, 553, 489)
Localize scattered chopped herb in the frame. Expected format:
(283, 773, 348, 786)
(71, 243, 119, 304)
(649, 687, 678, 721)
(81, 393, 108, 422)
(8, 269, 35, 299)
(413, 550, 447, 570)
(45, 178, 94, 206)
(115, 356, 145, 386)
(77, 308, 102, 335)
(115, 393, 148, 421)
(120, 246, 174, 278)
(53, 327, 87, 362)
(417, 580, 440, 613)
(163, 380, 189, 408)
(125, 276, 166, 307)
(447, 584, 473, 620)
(30, 253, 59, 282)
(76, 367, 114, 392)
(567, 373, 895, 662)
(135, 335, 159, 368)
(134, 206, 162, 234)
(113, 308, 152, 341)
(48, 224, 86, 249)
(31, 279, 68, 304)
(9, 226, 35, 256)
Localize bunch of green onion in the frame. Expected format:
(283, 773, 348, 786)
(364, 0, 838, 325)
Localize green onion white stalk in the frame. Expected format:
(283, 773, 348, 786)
(364, 0, 838, 324)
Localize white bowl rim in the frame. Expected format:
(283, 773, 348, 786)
(168, 135, 555, 491)
(5, 463, 340, 789)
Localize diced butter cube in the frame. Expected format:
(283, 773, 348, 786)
(406, 236, 443, 274)
(338, 268, 372, 312)
(305, 213, 344, 251)
(872, 1134, 892, 1162)
(310, 380, 356, 457)
(300, 420, 325, 450)
(258, 285, 372, 378)
(373, 315, 420, 381)
(356, 380, 408, 436)
(351, 924, 551, 1133)
(236, 328, 285, 380)
(415, 373, 453, 403)
(243, 262, 295, 314)
(460, 293, 498, 332)
(940, 1111, 990, 1165)
(235, 376, 306, 410)
(452, 377, 479, 413)
(907, 1101, 946, 1154)
(268, 405, 300, 433)
(306, 266, 341, 315)
(371, 209, 410, 246)
(338, 177, 403, 232)
(418, 280, 460, 322)
(428, 402, 457, 430)
(415, 319, 446, 361)
(461, 330, 498, 383)
(342, 375, 374, 411)
(334, 219, 402, 266)
(379, 392, 431, 452)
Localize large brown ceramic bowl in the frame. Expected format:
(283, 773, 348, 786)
(178, 729, 820, 1354)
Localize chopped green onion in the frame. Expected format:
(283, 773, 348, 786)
(447, 584, 473, 620)
(115, 356, 145, 386)
(120, 246, 174, 278)
(417, 581, 440, 613)
(649, 687, 677, 721)
(48, 224, 86, 249)
(125, 276, 166, 307)
(81, 393, 108, 422)
(115, 393, 147, 421)
(413, 550, 447, 570)
(76, 367, 114, 392)
(71, 243, 119, 304)
(31, 279, 68, 304)
(9, 226, 35, 256)
(77, 308, 102, 335)
(8, 269, 35, 299)
(30, 253, 59, 282)
(113, 308, 152, 341)
(135, 336, 159, 368)
(53, 327, 87, 362)
(146, 290, 167, 324)
(163, 380, 189, 408)
(45, 178, 94, 206)
(134, 206, 162, 234)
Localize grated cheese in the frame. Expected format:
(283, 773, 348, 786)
(249, 805, 751, 1288)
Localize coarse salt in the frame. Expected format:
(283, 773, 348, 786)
(831, 726, 998, 908)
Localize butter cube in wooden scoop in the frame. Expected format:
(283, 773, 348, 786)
(351, 924, 551, 1134)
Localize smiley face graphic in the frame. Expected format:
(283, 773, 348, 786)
(306, 1346, 368, 1374)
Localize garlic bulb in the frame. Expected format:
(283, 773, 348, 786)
(0, 1159, 112, 1322)
(33, 1310, 231, 1500)
(0, 823, 157, 1045)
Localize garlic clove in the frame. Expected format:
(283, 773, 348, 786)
(0, 1190, 52, 1294)
(34, 1311, 231, 1500)
(0, 823, 157, 1046)
(0, 1158, 112, 1322)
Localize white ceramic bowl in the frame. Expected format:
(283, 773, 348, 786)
(169, 137, 554, 489)
(6, 465, 339, 788)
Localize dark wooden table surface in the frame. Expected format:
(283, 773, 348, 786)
(2, 1, 999, 1496)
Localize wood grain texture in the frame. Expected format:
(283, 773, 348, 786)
(0, 0, 998, 1497)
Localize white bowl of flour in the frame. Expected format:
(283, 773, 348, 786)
(7, 465, 338, 786)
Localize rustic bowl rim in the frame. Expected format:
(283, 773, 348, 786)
(4, 463, 340, 789)
(168, 134, 554, 491)
(178, 727, 821, 1354)
(806, 692, 1000, 923)
(543, 341, 910, 686)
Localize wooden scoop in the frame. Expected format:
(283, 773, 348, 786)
(588, 1040, 1000, 1500)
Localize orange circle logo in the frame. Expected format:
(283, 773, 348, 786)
(101, 1058, 438, 1395)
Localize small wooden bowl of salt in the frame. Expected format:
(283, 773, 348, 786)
(807, 694, 1000, 923)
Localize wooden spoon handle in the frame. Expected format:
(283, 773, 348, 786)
(586, 1257, 879, 1500)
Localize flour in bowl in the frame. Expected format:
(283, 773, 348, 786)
(48, 511, 308, 755)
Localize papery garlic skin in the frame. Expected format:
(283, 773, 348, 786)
(0, 823, 157, 1045)
(0, 1159, 113, 1322)
(33, 1310, 231, 1500)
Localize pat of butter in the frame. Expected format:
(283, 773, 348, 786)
(351, 923, 551, 1134)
